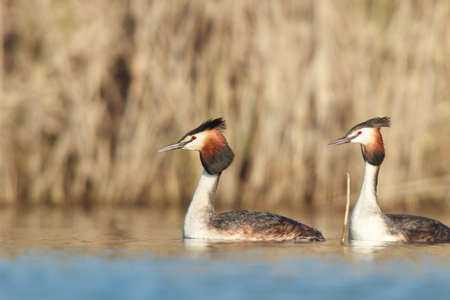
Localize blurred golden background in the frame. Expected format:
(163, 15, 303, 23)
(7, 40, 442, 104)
(0, 0, 449, 212)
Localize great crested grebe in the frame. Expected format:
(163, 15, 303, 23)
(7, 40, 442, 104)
(329, 117, 450, 243)
(158, 118, 325, 241)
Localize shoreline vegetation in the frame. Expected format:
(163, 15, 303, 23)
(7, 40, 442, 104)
(0, 1, 449, 211)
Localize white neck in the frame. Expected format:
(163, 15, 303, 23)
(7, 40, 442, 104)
(349, 161, 395, 241)
(183, 169, 219, 238)
(357, 161, 380, 208)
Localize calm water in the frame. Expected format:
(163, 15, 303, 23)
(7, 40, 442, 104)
(0, 207, 449, 300)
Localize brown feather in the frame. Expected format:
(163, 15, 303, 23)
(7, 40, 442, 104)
(361, 128, 385, 166)
(199, 129, 235, 175)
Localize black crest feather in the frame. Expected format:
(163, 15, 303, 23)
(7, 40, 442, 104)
(347, 116, 391, 135)
(181, 118, 226, 140)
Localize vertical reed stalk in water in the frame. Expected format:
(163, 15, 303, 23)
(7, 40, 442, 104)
(341, 173, 351, 244)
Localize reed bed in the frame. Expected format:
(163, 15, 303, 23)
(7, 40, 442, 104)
(0, 0, 449, 211)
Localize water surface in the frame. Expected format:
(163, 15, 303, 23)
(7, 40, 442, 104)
(0, 207, 449, 299)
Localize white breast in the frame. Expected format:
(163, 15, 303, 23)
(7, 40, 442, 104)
(349, 210, 402, 242)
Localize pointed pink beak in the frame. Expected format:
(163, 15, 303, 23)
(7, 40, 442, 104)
(328, 136, 353, 146)
(158, 140, 189, 152)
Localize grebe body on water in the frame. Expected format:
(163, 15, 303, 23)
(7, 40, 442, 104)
(158, 118, 324, 241)
(329, 117, 450, 243)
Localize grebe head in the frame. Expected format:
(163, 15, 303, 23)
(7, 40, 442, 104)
(158, 118, 235, 175)
(328, 117, 391, 166)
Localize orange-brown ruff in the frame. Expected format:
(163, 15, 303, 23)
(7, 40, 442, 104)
(361, 128, 385, 166)
(159, 118, 325, 241)
(329, 116, 450, 243)
(201, 129, 228, 166)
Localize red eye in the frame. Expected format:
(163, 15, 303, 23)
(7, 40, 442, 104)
(357, 131, 362, 135)
(191, 136, 196, 140)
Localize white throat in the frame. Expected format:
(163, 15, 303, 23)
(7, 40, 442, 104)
(182, 169, 219, 238)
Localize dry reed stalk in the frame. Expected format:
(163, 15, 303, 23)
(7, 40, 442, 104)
(341, 173, 350, 244)
(0, 0, 448, 210)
